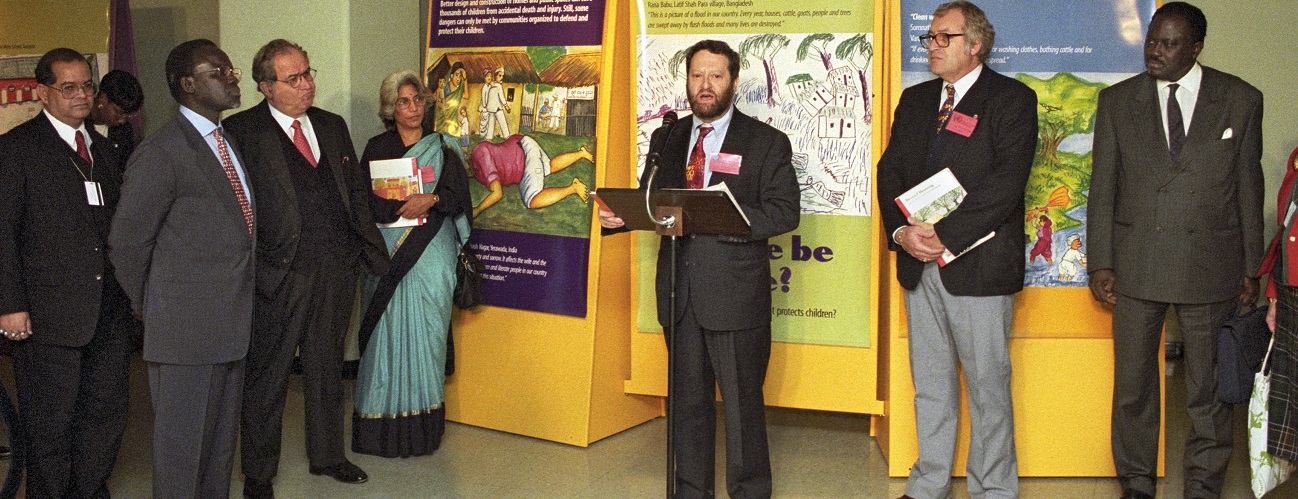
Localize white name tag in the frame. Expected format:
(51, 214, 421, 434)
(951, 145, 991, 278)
(84, 181, 103, 206)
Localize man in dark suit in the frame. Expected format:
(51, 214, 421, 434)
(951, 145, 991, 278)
(1087, 3, 1264, 498)
(223, 39, 388, 497)
(876, 2, 1037, 498)
(599, 40, 800, 498)
(108, 39, 254, 498)
(0, 47, 132, 498)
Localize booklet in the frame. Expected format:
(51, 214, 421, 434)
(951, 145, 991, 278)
(894, 167, 994, 266)
(662, 182, 750, 226)
(370, 157, 424, 228)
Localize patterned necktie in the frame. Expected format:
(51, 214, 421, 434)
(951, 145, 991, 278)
(934, 84, 955, 134)
(1167, 83, 1185, 162)
(75, 130, 92, 166)
(213, 128, 254, 236)
(291, 119, 318, 167)
(685, 126, 712, 189)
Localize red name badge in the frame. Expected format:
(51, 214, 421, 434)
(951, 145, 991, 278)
(946, 111, 977, 137)
(710, 152, 743, 175)
(419, 166, 437, 184)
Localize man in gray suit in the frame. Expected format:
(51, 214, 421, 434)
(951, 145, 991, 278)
(877, 2, 1037, 498)
(109, 39, 254, 498)
(1087, 3, 1264, 498)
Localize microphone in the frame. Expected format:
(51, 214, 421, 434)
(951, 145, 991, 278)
(644, 111, 679, 228)
(646, 111, 678, 164)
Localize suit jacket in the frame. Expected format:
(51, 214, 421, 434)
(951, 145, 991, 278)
(108, 112, 256, 365)
(877, 68, 1039, 296)
(0, 113, 126, 347)
(1089, 66, 1264, 304)
(222, 100, 389, 294)
(642, 109, 800, 331)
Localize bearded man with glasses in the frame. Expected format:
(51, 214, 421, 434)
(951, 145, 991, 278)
(0, 47, 133, 498)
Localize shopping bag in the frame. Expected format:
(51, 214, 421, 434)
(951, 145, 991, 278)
(1249, 337, 1295, 497)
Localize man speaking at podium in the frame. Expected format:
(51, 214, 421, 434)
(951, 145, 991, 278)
(599, 39, 800, 498)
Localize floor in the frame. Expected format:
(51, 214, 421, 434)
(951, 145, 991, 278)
(1, 355, 1296, 498)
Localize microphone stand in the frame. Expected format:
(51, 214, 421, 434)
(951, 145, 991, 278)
(643, 155, 678, 499)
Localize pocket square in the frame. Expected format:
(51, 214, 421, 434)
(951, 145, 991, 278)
(1222, 128, 1233, 139)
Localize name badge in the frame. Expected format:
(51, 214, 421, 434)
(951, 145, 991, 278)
(710, 152, 743, 175)
(947, 111, 978, 137)
(84, 181, 104, 206)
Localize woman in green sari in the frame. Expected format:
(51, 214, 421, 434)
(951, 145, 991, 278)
(435, 62, 468, 136)
(353, 70, 471, 457)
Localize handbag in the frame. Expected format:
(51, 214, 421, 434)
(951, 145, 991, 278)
(1218, 305, 1271, 404)
(453, 234, 484, 309)
(1249, 336, 1295, 497)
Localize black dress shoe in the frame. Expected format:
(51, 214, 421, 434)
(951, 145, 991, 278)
(309, 460, 368, 484)
(243, 478, 273, 499)
(1120, 489, 1153, 499)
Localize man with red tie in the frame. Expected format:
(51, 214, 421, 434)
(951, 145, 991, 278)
(599, 39, 800, 498)
(0, 47, 132, 498)
(223, 39, 390, 498)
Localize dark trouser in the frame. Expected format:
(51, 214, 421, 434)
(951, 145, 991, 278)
(149, 360, 243, 499)
(13, 298, 130, 499)
(669, 303, 772, 499)
(1111, 294, 1235, 499)
(241, 258, 360, 482)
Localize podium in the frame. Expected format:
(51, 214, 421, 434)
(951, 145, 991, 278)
(593, 186, 750, 237)
(593, 186, 750, 496)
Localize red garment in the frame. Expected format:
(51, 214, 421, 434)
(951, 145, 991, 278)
(1257, 146, 1298, 298)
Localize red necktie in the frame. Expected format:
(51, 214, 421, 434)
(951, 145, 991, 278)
(934, 84, 955, 134)
(685, 126, 712, 189)
(75, 130, 92, 166)
(213, 128, 254, 235)
(291, 119, 317, 167)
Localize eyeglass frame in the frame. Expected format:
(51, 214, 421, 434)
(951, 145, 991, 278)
(395, 94, 428, 110)
(44, 81, 97, 99)
(919, 32, 966, 48)
(193, 67, 243, 80)
(276, 68, 318, 88)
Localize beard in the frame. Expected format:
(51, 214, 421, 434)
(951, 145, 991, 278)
(687, 82, 735, 121)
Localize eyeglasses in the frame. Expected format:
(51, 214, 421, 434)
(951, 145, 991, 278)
(277, 68, 317, 88)
(194, 67, 242, 80)
(919, 33, 965, 48)
(45, 81, 96, 99)
(395, 95, 427, 110)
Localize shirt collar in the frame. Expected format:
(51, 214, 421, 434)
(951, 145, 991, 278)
(41, 109, 90, 149)
(1160, 62, 1202, 94)
(178, 105, 220, 137)
(695, 104, 734, 138)
(268, 102, 311, 136)
(948, 63, 983, 104)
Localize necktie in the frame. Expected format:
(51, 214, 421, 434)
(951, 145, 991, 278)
(213, 128, 254, 236)
(685, 126, 712, 189)
(1166, 83, 1185, 162)
(75, 130, 92, 166)
(291, 119, 318, 167)
(934, 84, 955, 134)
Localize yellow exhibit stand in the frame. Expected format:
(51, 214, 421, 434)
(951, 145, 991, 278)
(444, 1, 1164, 481)
(442, 0, 663, 446)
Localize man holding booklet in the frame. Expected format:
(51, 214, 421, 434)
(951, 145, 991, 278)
(875, 2, 1037, 498)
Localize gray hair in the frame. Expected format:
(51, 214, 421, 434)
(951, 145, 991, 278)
(378, 70, 428, 130)
(935, 1, 995, 63)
